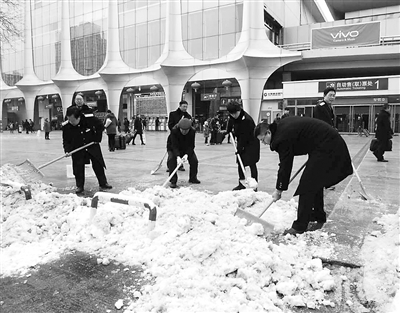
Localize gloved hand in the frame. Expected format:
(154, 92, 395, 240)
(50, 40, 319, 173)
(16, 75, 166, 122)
(177, 156, 183, 164)
(182, 154, 188, 162)
(272, 189, 282, 201)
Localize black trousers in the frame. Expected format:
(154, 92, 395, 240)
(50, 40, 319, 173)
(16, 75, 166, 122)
(167, 150, 198, 184)
(45, 132, 50, 139)
(292, 188, 326, 232)
(237, 161, 258, 182)
(107, 134, 116, 151)
(373, 141, 386, 161)
(133, 132, 144, 144)
(72, 152, 107, 188)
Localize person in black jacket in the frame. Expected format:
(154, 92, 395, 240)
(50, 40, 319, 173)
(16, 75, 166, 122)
(373, 103, 393, 162)
(63, 106, 112, 194)
(255, 116, 353, 235)
(314, 86, 336, 128)
(227, 101, 260, 191)
(167, 118, 200, 188)
(132, 115, 145, 145)
(167, 100, 192, 172)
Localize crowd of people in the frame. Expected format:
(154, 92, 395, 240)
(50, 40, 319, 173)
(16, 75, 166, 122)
(56, 87, 395, 235)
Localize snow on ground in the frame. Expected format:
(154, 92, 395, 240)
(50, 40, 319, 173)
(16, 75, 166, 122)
(1, 163, 398, 313)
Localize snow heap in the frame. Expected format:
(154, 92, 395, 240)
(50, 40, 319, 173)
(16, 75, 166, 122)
(361, 210, 400, 313)
(1, 163, 345, 312)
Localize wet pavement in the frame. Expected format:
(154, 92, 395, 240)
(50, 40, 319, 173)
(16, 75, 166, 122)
(1, 130, 399, 312)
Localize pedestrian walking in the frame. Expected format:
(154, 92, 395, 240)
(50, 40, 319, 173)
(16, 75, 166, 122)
(167, 118, 200, 188)
(123, 117, 130, 133)
(104, 110, 118, 152)
(255, 116, 353, 235)
(203, 120, 211, 145)
(314, 86, 336, 128)
(155, 117, 160, 131)
(43, 118, 51, 140)
(226, 101, 260, 191)
(132, 115, 145, 145)
(62, 106, 112, 194)
(373, 103, 393, 162)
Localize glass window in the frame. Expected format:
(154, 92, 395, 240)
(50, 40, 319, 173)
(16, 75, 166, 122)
(203, 9, 218, 37)
(220, 33, 235, 56)
(148, 3, 160, 21)
(236, 3, 243, 33)
(186, 1, 202, 13)
(188, 11, 202, 39)
(136, 23, 148, 48)
(149, 45, 160, 64)
(136, 7, 148, 24)
(136, 47, 148, 68)
(148, 21, 160, 46)
(188, 38, 202, 59)
(124, 26, 135, 50)
(203, 1, 219, 10)
(203, 36, 219, 60)
(219, 5, 235, 34)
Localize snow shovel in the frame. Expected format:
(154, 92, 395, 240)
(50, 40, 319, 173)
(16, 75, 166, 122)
(229, 132, 258, 190)
(1, 180, 32, 200)
(235, 161, 307, 235)
(150, 151, 167, 175)
(162, 158, 185, 187)
(15, 142, 97, 182)
(351, 162, 370, 200)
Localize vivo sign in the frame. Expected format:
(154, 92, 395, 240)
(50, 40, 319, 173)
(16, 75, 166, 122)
(312, 22, 380, 49)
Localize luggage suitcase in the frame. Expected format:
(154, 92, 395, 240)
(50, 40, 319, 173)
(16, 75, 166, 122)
(126, 133, 133, 145)
(215, 132, 225, 144)
(115, 135, 126, 150)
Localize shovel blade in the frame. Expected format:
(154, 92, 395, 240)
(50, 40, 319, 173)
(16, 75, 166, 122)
(235, 208, 275, 235)
(15, 159, 45, 182)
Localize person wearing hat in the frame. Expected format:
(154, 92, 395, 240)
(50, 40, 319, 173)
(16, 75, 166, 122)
(166, 118, 200, 188)
(314, 86, 336, 128)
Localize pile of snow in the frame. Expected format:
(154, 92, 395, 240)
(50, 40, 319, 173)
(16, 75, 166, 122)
(361, 210, 400, 313)
(0, 164, 350, 312)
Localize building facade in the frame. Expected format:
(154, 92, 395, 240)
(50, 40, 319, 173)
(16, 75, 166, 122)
(1, 0, 399, 133)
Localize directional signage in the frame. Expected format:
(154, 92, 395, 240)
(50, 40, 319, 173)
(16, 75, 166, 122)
(319, 78, 388, 92)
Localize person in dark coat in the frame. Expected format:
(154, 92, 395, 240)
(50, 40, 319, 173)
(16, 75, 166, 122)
(104, 110, 118, 152)
(43, 118, 51, 140)
(63, 106, 112, 194)
(123, 117, 130, 133)
(132, 115, 145, 145)
(373, 103, 393, 162)
(255, 116, 353, 235)
(167, 100, 192, 171)
(314, 86, 336, 128)
(227, 101, 260, 191)
(167, 118, 200, 188)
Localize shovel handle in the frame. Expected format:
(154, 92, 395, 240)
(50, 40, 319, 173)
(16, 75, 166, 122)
(259, 161, 307, 217)
(230, 132, 247, 175)
(38, 142, 97, 170)
(162, 160, 184, 187)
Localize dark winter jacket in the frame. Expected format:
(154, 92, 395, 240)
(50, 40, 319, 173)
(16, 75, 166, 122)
(231, 110, 260, 166)
(375, 109, 393, 150)
(168, 127, 196, 158)
(168, 108, 192, 131)
(43, 121, 51, 132)
(270, 116, 353, 195)
(62, 111, 106, 168)
(314, 100, 335, 127)
(134, 117, 143, 134)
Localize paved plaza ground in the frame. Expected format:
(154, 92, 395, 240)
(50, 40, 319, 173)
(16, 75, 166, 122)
(1, 130, 399, 312)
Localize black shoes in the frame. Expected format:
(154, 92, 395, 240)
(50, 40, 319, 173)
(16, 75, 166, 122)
(377, 159, 388, 162)
(99, 183, 113, 190)
(282, 228, 304, 236)
(232, 183, 246, 191)
(141, 143, 145, 145)
(178, 166, 185, 171)
(170, 182, 177, 188)
(75, 186, 84, 194)
(189, 178, 201, 184)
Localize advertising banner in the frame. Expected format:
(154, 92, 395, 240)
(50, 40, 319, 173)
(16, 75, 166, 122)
(312, 22, 380, 49)
(318, 78, 388, 92)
